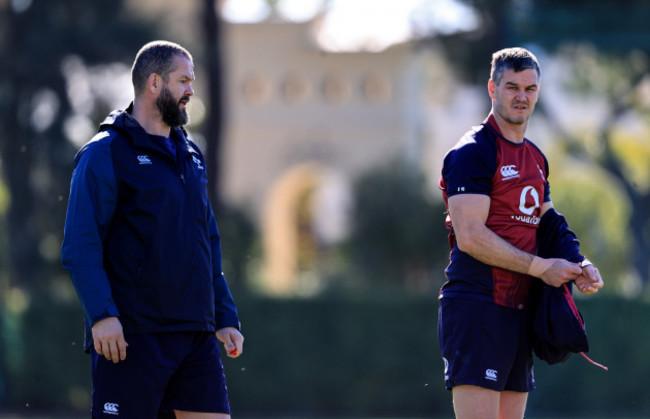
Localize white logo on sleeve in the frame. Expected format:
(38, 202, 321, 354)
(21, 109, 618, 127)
(485, 369, 498, 382)
(443, 357, 450, 381)
(137, 155, 152, 165)
(500, 165, 520, 180)
(103, 402, 119, 415)
(192, 155, 204, 170)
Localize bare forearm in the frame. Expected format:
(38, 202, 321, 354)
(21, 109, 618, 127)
(457, 224, 580, 286)
(457, 224, 534, 274)
(448, 194, 582, 286)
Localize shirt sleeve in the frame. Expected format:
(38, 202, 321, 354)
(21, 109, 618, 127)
(61, 136, 120, 326)
(542, 153, 551, 202)
(442, 133, 496, 197)
(208, 204, 241, 330)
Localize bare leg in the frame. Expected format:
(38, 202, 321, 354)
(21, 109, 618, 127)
(498, 391, 527, 419)
(452, 385, 500, 419)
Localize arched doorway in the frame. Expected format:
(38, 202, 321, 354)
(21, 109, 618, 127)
(261, 163, 350, 295)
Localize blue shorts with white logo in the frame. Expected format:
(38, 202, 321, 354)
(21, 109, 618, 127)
(91, 331, 230, 418)
(438, 297, 535, 392)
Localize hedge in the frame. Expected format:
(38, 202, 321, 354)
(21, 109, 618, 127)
(2, 292, 650, 417)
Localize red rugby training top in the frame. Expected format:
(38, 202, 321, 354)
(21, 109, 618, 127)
(438, 114, 550, 309)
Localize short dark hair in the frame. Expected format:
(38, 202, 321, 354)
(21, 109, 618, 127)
(131, 40, 193, 96)
(490, 47, 541, 85)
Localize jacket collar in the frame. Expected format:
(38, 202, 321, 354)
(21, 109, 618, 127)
(99, 103, 194, 154)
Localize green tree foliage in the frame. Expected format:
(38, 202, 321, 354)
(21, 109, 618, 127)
(547, 160, 629, 294)
(538, 45, 650, 289)
(0, 0, 158, 288)
(508, 0, 650, 53)
(216, 205, 259, 293)
(345, 162, 450, 294)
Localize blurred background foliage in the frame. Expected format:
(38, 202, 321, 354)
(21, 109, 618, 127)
(341, 162, 449, 294)
(0, 0, 649, 417)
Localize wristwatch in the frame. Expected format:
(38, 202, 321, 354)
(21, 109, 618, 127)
(580, 259, 593, 268)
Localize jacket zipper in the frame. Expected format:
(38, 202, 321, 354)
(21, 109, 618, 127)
(147, 142, 186, 185)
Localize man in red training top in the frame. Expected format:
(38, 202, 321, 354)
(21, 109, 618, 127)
(438, 47, 603, 419)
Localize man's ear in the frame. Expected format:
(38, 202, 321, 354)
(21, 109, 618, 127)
(147, 73, 161, 94)
(487, 79, 496, 100)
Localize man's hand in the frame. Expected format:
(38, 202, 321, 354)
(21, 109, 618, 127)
(575, 263, 604, 295)
(529, 256, 583, 288)
(92, 316, 128, 363)
(216, 327, 244, 358)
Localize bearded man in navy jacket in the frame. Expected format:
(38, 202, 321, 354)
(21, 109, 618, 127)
(62, 40, 243, 419)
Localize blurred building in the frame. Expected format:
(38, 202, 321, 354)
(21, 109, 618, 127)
(221, 18, 430, 294)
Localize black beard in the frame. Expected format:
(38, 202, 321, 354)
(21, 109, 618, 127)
(156, 86, 189, 127)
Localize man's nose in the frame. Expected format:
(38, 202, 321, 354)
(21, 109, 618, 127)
(516, 89, 527, 101)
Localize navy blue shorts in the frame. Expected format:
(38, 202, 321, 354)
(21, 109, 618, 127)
(437, 297, 535, 392)
(90, 331, 230, 418)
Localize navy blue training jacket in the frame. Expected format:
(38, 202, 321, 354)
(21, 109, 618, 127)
(62, 105, 239, 350)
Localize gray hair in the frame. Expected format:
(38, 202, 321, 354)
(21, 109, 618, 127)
(490, 47, 541, 85)
(131, 40, 193, 96)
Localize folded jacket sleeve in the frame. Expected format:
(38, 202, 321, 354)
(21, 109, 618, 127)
(61, 136, 120, 326)
(208, 204, 241, 330)
(536, 207, 584, 263)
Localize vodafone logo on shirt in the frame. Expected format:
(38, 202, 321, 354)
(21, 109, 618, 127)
(511, 186, 541, 225)
(519, 186, 540, 215)
(500, 165, 520, 180)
